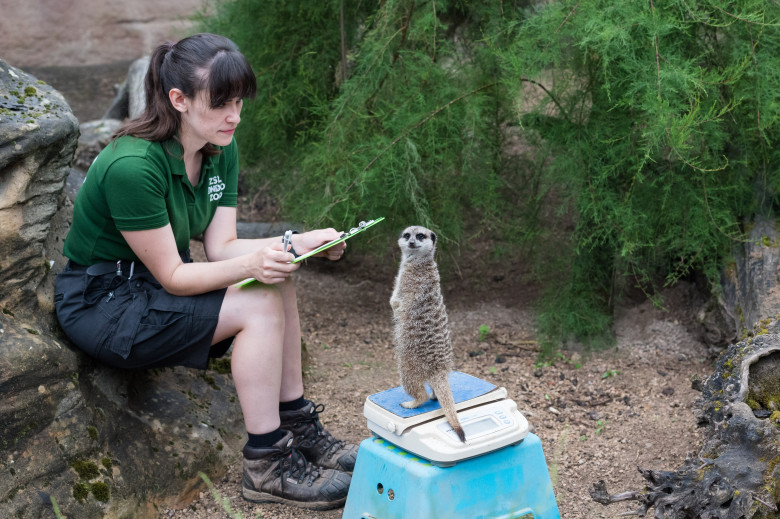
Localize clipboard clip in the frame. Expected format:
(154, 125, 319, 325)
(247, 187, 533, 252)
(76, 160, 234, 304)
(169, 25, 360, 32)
(282, 230, 293, 253)
(348, 220, 374, 235)
(281, 230, 300, 258)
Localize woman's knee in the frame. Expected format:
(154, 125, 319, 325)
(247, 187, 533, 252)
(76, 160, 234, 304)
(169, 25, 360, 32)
(217, 285, 286, 338)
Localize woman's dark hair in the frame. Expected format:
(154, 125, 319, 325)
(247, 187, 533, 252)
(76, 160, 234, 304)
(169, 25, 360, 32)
(115, 33, 257, 156)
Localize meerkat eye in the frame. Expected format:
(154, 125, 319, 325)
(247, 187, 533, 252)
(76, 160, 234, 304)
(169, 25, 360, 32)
(416, 233, 426, 241)
(403, 233, 411, 240)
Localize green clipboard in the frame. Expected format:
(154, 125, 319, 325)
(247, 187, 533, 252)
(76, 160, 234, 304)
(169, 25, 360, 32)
(236, 217, 384, 288)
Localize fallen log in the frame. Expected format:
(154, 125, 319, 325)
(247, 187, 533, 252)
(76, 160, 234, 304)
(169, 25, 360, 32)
(590, 321, 780, 518)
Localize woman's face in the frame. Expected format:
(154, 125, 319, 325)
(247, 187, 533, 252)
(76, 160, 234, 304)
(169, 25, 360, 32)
(180, 90, 243, 148)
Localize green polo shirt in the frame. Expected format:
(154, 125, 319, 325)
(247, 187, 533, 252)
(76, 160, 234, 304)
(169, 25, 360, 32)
(63, 136, 239, 265)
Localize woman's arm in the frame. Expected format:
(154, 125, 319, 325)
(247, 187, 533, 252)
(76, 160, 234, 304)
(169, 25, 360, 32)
(121, 223, 298, 296)
(123, 207, 347, 296)
(202, 207, 347, 262)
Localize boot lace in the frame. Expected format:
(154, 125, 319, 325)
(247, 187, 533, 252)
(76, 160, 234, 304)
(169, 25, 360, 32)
(296, 403, 346, 460)
(273, 444, 321, 488)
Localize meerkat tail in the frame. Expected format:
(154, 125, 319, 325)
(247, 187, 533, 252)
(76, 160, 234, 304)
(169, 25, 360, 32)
(430, 373, 466, 442)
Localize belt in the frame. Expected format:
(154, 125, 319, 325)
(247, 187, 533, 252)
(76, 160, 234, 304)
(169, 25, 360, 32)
(68, 250, 192, 279)
(67, 259, 149, 279)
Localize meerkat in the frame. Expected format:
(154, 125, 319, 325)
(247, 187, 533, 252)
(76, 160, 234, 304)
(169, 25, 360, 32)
(390, 225, 466, 442)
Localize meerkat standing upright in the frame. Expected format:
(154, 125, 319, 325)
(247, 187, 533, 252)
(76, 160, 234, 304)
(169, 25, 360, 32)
(390, 225, 466, 442)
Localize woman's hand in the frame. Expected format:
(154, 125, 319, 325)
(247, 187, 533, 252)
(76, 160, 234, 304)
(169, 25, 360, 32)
(246, 243, 301, 284)
(291, 228, 346, 261)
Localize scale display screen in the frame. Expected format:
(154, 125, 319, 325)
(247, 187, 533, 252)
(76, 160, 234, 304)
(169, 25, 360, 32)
(465, 416, 499, 436)
(437, 406, 514, 442)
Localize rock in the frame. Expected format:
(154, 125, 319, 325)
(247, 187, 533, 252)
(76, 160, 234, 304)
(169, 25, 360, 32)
(0, 310, 245, 519)
(73, 119, 123, 171)
(127, 57, 150, 120)
(0, 62, 246, 519)
(236, 220, 292, 239)
(102, 56, 150, 121)
(721, 215, 780, 341)
(0, 59, 78, 314)
(0, 0, 203, 68)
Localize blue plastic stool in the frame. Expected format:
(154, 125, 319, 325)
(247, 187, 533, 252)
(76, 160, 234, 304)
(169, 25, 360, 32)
(341, 433, 561, 519)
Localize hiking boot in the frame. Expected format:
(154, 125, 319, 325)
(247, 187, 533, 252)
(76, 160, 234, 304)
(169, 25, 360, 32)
(242, 430, 351, 510)
(279, 400, 359, 472)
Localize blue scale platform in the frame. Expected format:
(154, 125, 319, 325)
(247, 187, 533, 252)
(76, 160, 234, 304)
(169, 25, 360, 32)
(367, 371, 498, 417)
(343, 373, 561, 519)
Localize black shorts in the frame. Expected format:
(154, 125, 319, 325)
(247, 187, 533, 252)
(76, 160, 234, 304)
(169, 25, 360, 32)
(54, 253, 233, 370)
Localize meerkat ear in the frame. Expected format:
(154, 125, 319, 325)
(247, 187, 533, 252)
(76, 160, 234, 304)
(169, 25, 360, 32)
(430, 231, 436, 244)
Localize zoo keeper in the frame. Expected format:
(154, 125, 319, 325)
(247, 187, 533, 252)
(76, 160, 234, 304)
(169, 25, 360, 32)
(54, 32, 356, 511)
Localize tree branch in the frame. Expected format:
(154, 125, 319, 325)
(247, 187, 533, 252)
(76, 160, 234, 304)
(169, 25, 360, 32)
(519, 77, 571, 122)
(650, 0, 661, 97)
(340, 0, 347, 84)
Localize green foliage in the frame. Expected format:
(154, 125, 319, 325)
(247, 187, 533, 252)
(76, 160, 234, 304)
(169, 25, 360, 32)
(291, 0, 526, 241)
(195, 0, 372, 181)
(497, 0, 780, 354)
(51, 495, 64, 518)
(478, 324, 490, 342)
(199, 472, 249, 518)
(90, 481, 110, 502)
(198, 0, 538, 247)
(71, 459, 99, 480)
(197, 0, 780, 356)
(72, 482, 89, 503)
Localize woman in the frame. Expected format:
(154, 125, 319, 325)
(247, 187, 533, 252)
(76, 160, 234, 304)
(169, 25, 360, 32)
(54, 33, 356, 510)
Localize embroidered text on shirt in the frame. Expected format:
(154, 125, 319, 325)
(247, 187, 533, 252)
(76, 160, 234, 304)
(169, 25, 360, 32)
(209, 175, 226, 202)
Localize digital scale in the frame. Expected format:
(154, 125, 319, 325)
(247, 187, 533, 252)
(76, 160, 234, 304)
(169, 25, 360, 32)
(363, 372, 529, 466)
(343, 372, 561, 518)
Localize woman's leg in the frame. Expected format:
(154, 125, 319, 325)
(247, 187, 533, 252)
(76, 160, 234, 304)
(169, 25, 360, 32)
(212, 279, 301, 434)
(213, 279, 352, 509)
(276, 278, 305, 403)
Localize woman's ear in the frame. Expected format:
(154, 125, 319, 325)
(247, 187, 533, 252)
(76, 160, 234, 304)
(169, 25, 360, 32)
(168, 88, 188, 113)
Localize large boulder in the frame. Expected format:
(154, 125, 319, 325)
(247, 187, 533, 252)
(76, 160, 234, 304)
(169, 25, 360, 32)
(103, 56, 150, 121)
(1, 307, 245, 519)
(0, 63, 246, 519)
(0, 59, 78, 315)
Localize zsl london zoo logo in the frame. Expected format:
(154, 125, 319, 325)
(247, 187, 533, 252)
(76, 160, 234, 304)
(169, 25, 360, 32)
(209, 175, 226, 202)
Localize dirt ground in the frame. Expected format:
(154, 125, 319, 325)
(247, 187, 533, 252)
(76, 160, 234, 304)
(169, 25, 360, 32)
(160, 219, 715, 519)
